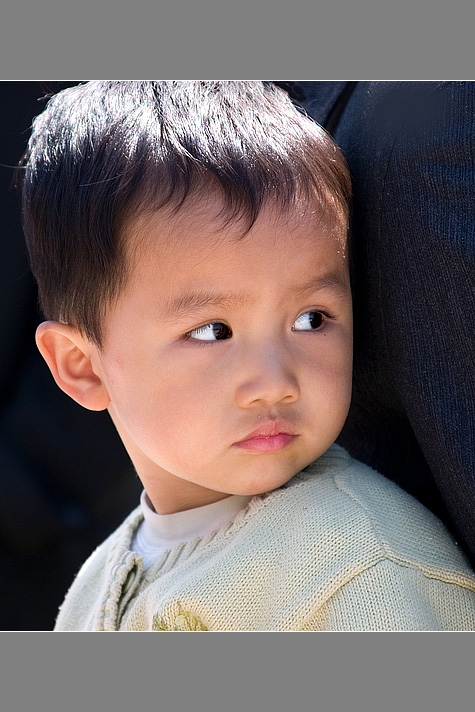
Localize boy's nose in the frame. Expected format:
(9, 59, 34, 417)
(234, 346, 300, 409)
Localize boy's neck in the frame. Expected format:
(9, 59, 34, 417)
(146, 486, 233, 515)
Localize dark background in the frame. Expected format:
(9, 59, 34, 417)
(0, 81, 142, 630)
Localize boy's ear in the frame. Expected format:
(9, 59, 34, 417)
(36, 321, 110, 411)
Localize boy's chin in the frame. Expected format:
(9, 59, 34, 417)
(226, 463, 305, 497)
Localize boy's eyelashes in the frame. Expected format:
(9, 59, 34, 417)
(182, 310, 334, 344)
(184, 322, 232, 342)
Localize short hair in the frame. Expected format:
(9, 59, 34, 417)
(19, 81, 351, 345)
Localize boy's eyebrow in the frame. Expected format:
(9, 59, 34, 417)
(160, 291, 251, 321)
(292, 271, 351, 299)
(161, 271, 350, 322)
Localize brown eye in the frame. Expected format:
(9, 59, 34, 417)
(187, 322, 233, 341)
(293, 311, 325, 331)
(211, 323, 232, 340)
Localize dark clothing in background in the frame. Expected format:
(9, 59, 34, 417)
(288, 81, 475, 566)
(0, 82, 142, 630)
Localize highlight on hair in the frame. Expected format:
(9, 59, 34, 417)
(19, 81, 351, 345)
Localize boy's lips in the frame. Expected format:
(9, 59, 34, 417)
(233, 421, 298, 453)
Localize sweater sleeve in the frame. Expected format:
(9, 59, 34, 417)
(304, 559, 475, 631)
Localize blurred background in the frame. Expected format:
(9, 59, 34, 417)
(0, 81, 142, 630)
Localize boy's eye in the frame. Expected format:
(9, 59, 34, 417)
(293, 311, 325, 331)
(186, 323, 233, 341)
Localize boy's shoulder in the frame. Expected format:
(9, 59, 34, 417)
(287, 445, 474, 581)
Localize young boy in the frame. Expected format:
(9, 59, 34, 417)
(20, 81, 475, 630)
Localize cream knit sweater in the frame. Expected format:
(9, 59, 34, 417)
(55, 446, 475, 630)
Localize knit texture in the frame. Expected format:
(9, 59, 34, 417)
(54, 446, 475, 630)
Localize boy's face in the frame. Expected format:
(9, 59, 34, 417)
(92, 197, 353, 513)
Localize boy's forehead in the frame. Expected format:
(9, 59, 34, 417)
(124, 192, 347, 263)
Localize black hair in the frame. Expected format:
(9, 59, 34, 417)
(19, 81, 351, 345)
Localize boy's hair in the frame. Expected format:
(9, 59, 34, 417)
(19, 81, 351, 345)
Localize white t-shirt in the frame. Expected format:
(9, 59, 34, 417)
(132, 490, 253, 570)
